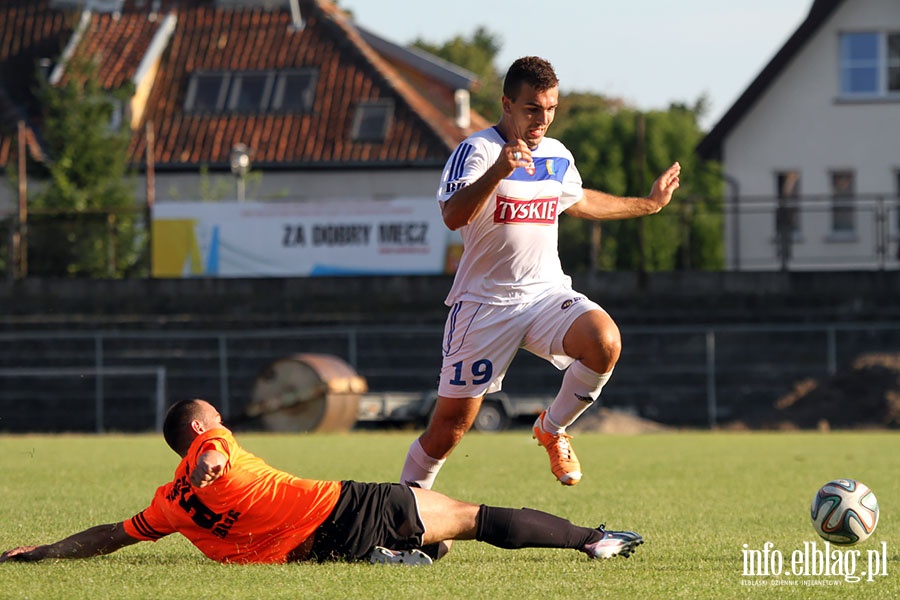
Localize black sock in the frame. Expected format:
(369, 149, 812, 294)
(474, 505, 602, 550)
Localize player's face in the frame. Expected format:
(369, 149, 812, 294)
(503, 83, 558, 148)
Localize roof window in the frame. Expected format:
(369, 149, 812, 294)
(184, 68, 318, 114)
(351, 99, 394, 142)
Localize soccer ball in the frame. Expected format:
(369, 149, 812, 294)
(810, 479, 879, 545)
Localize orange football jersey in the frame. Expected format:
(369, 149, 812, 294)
(123, 428, 341, 563)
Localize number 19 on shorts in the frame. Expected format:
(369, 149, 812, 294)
(448, 359, 493, 386)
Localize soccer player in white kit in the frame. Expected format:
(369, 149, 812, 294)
(400, 56, 681, 489)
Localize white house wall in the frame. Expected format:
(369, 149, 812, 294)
(721, 0, 900, 270)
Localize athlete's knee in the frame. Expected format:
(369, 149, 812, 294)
(587, 311, 621, 358)
(596, 326, 622, 362)
(573, 315, 621, 366)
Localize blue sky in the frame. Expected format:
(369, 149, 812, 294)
(341, 0, 812, 129)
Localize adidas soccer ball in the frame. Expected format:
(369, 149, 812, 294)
(810, 479, 879, 545)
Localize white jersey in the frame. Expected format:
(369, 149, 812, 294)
(437, 126, 585, 306)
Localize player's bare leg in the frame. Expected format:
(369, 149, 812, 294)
(410, 487, 480, 544)
(400, 395, 483, 489)
(399, 396, 483, 559)
(535, 309, 621, 485)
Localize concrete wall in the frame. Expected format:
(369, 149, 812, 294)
(3, 271, 900, 327)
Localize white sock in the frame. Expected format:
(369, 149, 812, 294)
(400, 438, 446, 490)
(544, 362, 613, 434)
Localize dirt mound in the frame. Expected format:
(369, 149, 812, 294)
(571, 407, 671, 434)
(727, 353, 900, 430)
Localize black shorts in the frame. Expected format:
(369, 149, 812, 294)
(309, 481, 425, 562)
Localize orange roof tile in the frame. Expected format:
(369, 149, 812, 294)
(0, 0, 487, 172)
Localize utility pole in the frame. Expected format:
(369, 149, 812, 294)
(146, 121, 156, 277)
(15, 120, 28, 279)
(230, 143, 250, 202)
(636, 112, 647, 289)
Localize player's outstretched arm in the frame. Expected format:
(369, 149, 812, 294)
(0, 522, 139, 562)
(566, 161, 681, 221)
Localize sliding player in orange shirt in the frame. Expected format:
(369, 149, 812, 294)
(1, 399, 642, 565)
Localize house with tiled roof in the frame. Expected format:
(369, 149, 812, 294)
(697, 0, 900, 271)
(0, 0, 488, 276)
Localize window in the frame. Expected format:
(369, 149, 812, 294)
(109, 98, 123, 131)
(186, 72, 231, 111)
(775, 171, 801, 233)
(185, 68, 318, 113)
(228, 72, 273, 112)
(51, 0, 123, 10)
(895, 170, 900, 233)
(830, 170, 855, 233)
(774, 171, 800, 268)
(839, 31, 900, 96)
(891, 34, 900, 91)
(351, 99, 394, 142)
(271, 70, 318, 113)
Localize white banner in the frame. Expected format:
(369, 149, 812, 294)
(152, 199, 456, 277)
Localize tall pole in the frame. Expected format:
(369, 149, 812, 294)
(16, 120, 27, 279)
(145, 121, 155, 277)
(230, 143, 250, 202)
(636, 112, 647, 289)
(236, 174, 246, 203)
(146, 121, 155, 210)
(722, 173, 740, 271)
(590, 221, 601, 273)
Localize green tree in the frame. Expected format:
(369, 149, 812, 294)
(412, 26, 503, 121)
(556, 96, 723, 272)
(552, 92, 626, 133)
(29, 56, 143, 277)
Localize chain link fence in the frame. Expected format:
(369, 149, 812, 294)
(1, 322, 897, 433)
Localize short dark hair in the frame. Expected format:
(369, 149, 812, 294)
(163, 399, 205, 456)
(503, 56, 559, 100)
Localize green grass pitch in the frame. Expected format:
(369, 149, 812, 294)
(0, 430, 897, 599)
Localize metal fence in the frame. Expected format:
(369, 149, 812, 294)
(1, 321, 897, 433)
(0, 365, 167, 433)
(725, 194, 900, 271)
(2, 194, 899, 279)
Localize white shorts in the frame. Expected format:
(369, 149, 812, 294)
(438, 288, 604, 398)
